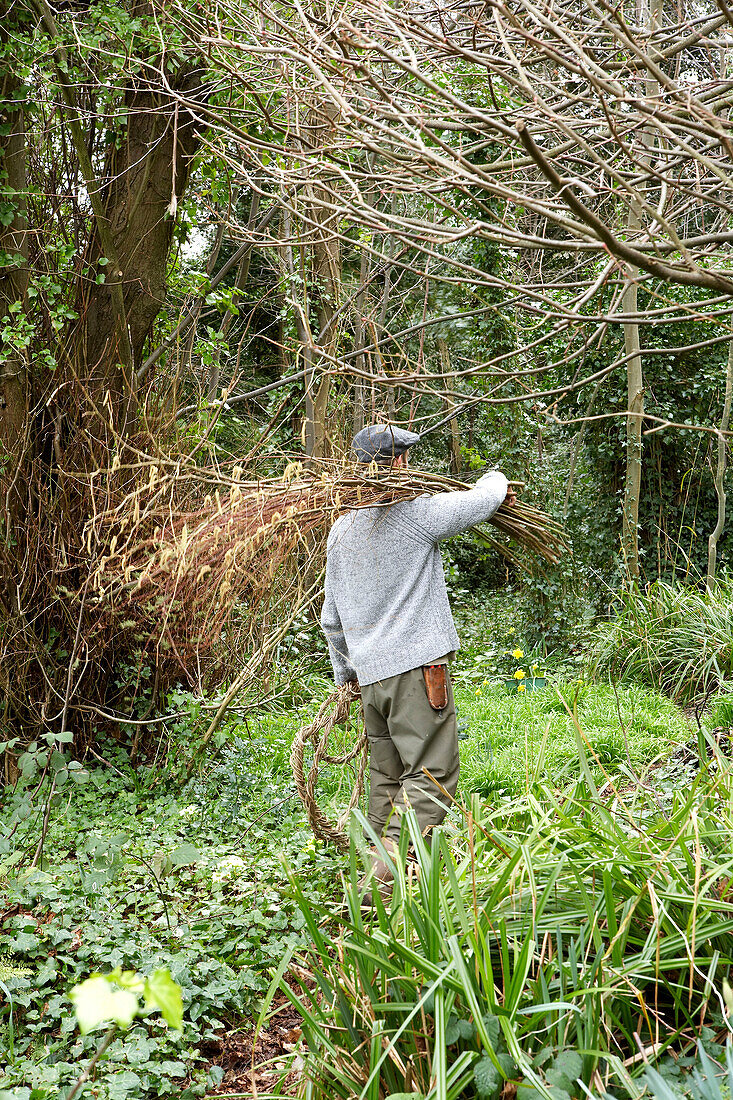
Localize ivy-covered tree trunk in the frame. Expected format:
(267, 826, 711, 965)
(0, 2, 208, 748)
(707, 331, 733, 589)
(69, 70, 202, 423)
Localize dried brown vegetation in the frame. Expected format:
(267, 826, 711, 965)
(88, 460, 566, 687)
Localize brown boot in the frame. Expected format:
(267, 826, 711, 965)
(358, 840, 399, 907)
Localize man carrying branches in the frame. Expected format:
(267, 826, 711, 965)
(320, 423, 514, 897)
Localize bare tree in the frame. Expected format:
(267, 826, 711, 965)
(169, 0, 733, 582)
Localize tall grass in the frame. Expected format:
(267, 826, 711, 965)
(268, 739, 733, 1100)
(589, 579, 733, 699)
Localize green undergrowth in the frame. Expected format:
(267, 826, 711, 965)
(455, 679, 689, 797)
(0, 715, 343, 1100)
(0, 669, 698, 1100)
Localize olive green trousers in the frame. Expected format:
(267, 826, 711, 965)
(361, 665, 459, 841)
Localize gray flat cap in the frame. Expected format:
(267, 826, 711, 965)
(352, 423, 421, 464)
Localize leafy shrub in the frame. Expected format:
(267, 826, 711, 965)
(590, 578, 733, 699)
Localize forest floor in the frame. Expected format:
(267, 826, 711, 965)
(0, 664, 699, 1100)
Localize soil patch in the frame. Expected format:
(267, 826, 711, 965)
(206, 992, 305, 1097)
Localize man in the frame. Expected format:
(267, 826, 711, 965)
(320, 422, 514, 858)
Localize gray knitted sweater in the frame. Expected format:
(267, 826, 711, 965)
(320, 471, 508, 685)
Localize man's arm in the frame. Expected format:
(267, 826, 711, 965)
(417, 471, 510, 542)
(320, 562, 359, 685)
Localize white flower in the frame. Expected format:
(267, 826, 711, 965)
(212, 855, 246, 884)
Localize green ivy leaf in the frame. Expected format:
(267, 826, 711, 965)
(446, 1015, 475, 1044)
(107, 1070, 143, 1099)
(144, 968, 183, 1030)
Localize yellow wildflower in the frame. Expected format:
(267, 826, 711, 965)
(531, 663, 538, 671)
(512, 648, 524, 660)
(475, 688, 482, 697)
(507, 627, 516, 635)
(514, 669, 525, 680)
(517, 683, 526, 693)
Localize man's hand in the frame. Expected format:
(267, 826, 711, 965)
(504, 487, 518, 507)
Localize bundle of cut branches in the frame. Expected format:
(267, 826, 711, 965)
(88, 459, 567, 679)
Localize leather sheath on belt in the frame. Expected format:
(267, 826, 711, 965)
(423, 664, 449, 710)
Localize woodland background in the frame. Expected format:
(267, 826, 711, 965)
(3, 1, 733, 1097)
(2, 0, 733, 756)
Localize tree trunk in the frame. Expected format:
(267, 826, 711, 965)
(69, 69, 203, 425)
(0, 52, 29, 538)
(303, 182, 339, 458)
(352, 227, 372, 438)
(621, 271, 644, 581)
(437, 338, 462, 477)
(620, 0, 661, 583)
(206, 191, 260, 403)
(707, 330, 733, 589)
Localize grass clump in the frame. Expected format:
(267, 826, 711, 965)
(589, 579, 733, 699)
(455, 679, 687, 797)
(276, 760, 733, 1100)
(709, 685, 733, 731)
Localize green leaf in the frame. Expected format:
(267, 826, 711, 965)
(516, 1087, 545, 1100)
(17, 752, 37, 777)
(170, 843, 200, 867)
(158, 1061, 187, 1077)
(49, 750, 68, 773)
(481, 1013, 501, 1048)
(70, 974, 138, 1034)
(144, 968, 183, 1030)
(446, 1015, 475, 1044)
(474, 1054, 501, 1099)
(12, 931, 38, 952)
(498, 1053, 517, 1078)
(107, 1071, 143, 1099)
(552, 1052, 583, 1079)
(547, 1051, 583, 1092)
